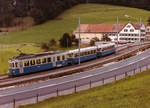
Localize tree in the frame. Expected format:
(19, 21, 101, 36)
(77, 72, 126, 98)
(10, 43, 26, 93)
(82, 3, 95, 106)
(148, 17, 150, 25)
(59, 33, 72, 48)
(41, 42, 49, 51)
(101, 34, 111, 42)
(48, 39, 57, 46)
(90, 37, 100, 46)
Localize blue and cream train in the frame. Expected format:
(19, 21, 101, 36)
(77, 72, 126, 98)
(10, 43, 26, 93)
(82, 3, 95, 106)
(9, 43, 116, 76)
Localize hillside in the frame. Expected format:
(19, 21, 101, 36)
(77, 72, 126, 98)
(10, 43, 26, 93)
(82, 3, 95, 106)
(0, 4, 150, 75)
(0, 4, 150, 44)
(20, 69, 150, 108)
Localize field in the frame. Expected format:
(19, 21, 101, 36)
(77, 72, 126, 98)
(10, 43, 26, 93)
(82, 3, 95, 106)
(1, 4, 150, 75)
(20, 70, 150, 108)
(0, 44, 43, 75)
(0, 4, 150, 44)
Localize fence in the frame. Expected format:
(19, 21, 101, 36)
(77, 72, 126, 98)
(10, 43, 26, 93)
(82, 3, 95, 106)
(1, 52, 150, 108)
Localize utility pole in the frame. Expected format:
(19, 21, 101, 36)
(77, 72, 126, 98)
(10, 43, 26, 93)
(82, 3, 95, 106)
(86, 0, 89, 4)
(138, 18, 141, 54)
(116, 16, 119, 46)
(78, 17, 81, 65)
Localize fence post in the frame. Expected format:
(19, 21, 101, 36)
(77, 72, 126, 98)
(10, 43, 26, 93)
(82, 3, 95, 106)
(140, 67, 141, 72)
(74, 85, 77, 93)
(57, 89, 59, 96)
(89, 81, 92, 88)
(114, 75, 117, 81)
(13, 99, 15, 108)
(36, 94, 39, 103)
(147, 64, 149, 70)
(125, 72, 128, 77)
(133, 69, 136, 75)
(102, 78, 104, 84)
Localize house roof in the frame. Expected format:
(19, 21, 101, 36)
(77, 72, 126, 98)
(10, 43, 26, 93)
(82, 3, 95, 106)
(75, 23, 142, 33)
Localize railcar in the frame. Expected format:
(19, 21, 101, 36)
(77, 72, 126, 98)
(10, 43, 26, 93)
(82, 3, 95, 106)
(8, 43, 116, 76)
(68, 43, 116, 64)
(9, 51, 68, 76)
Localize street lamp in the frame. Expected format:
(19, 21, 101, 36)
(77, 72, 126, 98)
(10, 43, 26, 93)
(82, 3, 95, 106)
(124, 14, 141, 54)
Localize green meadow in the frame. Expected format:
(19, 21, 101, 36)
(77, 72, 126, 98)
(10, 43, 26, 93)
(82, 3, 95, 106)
(20, 70, 150, 108)
(0, 4, 150, 44)
(0, 4, 150, 74)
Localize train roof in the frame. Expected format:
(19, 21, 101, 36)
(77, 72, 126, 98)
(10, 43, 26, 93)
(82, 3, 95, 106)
(10, 51, 67, 61)
(68, 43, 115, 54)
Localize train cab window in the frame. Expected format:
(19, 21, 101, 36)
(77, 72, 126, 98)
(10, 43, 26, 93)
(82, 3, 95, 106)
(15, 62, 18, 68)
(42, 58, 46, 64)
(36, 59, 41, 64)
(30, 60, 35, 66)
(62, 55, 65, 60)
(57, 56, 60, 61)
(24, 61, 29, 67)
(47, 57, 51, 63)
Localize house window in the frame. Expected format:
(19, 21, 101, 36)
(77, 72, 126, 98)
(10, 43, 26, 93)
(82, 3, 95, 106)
(127, 25, 131, 28)
(124, 29, 128, 32)
(130, 29, 134, 32)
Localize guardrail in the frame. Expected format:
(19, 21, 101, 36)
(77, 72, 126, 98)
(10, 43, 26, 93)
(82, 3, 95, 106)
(1, 49, 150, 108)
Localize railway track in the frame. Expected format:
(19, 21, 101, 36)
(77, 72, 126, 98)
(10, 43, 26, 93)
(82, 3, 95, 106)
(0, 42, 150, 89)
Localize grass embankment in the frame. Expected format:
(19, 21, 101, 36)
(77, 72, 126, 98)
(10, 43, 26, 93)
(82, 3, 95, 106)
(20, 70, 150, 108)
(0, 44, 43, 75)
(1, 4, 150, 75)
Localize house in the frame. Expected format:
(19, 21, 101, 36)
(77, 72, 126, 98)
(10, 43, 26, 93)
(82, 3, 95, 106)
(74, 23, 146, 43)
(146, 24, 150, 40)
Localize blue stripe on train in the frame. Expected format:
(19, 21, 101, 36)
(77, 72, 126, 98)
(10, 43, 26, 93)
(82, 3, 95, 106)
(73, 54, 97, 64)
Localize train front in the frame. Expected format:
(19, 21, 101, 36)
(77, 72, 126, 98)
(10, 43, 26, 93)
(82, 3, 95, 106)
(8, 58, 21, 76)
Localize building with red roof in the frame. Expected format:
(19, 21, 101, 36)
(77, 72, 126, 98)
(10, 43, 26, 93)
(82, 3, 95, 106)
(74, 23, 146, 43)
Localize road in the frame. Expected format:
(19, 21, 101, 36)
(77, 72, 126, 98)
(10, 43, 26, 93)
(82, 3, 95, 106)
(0, 46, 150, 105)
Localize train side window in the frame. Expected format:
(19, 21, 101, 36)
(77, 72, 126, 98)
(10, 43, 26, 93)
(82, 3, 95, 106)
(42, 58, 46, 64)
(36, 59, 41, 64)
(47, 57, 51, 63)
(24, 61, 29, 67)
(30, 60, 35, 66)
(57, 56, 60, 61)
(62, 55, 65, 60)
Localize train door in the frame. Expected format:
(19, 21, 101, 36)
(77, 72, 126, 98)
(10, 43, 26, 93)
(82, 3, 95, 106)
(19, 61, 24, 74)
(52, 56, 56, 67)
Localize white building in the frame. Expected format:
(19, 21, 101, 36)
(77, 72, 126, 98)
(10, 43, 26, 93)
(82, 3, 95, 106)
(74, 23, 146, 43)
(146, 24, 150, 40)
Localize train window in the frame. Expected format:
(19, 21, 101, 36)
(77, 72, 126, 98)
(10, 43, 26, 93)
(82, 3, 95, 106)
(47, 57, 51, 63)
(36, 59, 41, 64)
(94, 50, 96, 53)
(62, 55, 65, 60)
(88, 51, 90, 55)
(24, 61, 29, 67)
(68, 53, 72, 57)
(75, 53, 78, 57)
(15, 62, 18, 68)
(30, 60, 35, 66)
(42, 58, 46, 64)
(57, 56, 60, 61)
